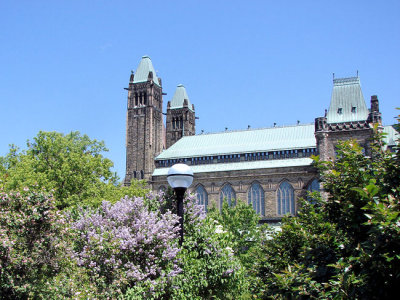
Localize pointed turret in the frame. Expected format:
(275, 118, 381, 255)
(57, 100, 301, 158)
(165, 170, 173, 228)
(170, 84, 193, 111)
(133, 55, 161, 86)
(166, 84, 196, 148)
(326, 76, 368, 123)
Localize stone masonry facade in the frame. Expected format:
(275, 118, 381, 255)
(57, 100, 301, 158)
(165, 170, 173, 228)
(125, 57, 390, 219)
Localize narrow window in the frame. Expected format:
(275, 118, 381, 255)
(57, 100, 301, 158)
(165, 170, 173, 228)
(277, 181, 295, 215)
(352, 106, 357, 113)
(196, 185, 208, 212)
(307, 178, 320, 202)
(220, 184, 236, 208)
(248, 182, 265, 216)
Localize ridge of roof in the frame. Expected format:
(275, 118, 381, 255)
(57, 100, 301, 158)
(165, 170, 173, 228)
(133, 55, 160, 86)
(196, 123, 314, 137)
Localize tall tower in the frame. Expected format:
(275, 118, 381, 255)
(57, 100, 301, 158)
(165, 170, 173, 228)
(315, 76, 382, 161)
(124, 56, 164, 184)
(166, 84, 196, 148)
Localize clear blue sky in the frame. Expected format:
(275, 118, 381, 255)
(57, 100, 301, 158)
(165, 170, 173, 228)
(1, 0, 399, 180)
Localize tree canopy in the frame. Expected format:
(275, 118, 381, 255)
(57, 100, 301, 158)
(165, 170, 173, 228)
(0, 131, 119, 209)
(257, 124, 400, 299)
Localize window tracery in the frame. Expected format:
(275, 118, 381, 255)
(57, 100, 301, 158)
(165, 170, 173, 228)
(277, 180, 295, 215)
(248, 182, 265, 216)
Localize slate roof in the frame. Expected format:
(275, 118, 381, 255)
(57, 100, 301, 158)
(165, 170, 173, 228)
(327, 77, 368, 123)
(152, 157, 313, 176)
(155, 124, 316, 160)
(133, 55, 160, 86)
(170, 84, 193, 111)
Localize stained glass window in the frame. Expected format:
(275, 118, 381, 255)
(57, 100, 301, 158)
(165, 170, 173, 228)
(248, 182, 265, 216)
(220, 184, 236, 208)
(277, 181, 295, 215)
(196, 185, 208, 212)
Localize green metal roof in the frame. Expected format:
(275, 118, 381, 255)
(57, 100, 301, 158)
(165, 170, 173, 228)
(133, 55, 160, 86)
(156, 124, 316, 160)
(383, 125, 399, 146)
(327, 77, 368, 123)
(152, 157, 313, 176)
(170, 84, 193, 110)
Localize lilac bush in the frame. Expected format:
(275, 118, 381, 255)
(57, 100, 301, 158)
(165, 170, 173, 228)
(0, 190, 66, 298)
(72, 193, 181, 297)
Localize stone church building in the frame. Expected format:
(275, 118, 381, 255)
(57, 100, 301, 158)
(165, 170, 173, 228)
(124, 56, 398, 219)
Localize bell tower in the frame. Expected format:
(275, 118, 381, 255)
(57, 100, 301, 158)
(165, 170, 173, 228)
(124, 56, 164, 184)
(166, 84, 196, 148)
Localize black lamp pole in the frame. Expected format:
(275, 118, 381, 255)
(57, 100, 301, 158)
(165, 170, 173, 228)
(174, 187, 186, 246)
(167, 163, 193, 247)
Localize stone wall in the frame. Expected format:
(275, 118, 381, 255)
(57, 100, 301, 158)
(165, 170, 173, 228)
(152, 164, 318, 218)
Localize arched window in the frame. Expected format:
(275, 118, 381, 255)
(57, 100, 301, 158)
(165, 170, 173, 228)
(220, 184, 236, 208)
(133, 171, 137, 178)
(307, 178, 320, 202)
(277, 181, 295, 215)
(248, 182, 265, 216)
(307, 178, 320, 193)
(196, 185, 208, 212)
(140, 170, 144, 179)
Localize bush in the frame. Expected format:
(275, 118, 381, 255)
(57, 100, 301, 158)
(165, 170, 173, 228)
(72, 192, 181, 298)
(0, 190, 67, 298)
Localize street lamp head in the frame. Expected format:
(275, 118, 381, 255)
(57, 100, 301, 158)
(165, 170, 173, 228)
(167, 163, 194, 189)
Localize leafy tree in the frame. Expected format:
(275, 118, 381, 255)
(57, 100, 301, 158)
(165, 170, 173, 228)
(257, 123, 400, 299)
(169, 194, 248, 299)
(209, 200, 269, 296)
(0, 131, 118, 209)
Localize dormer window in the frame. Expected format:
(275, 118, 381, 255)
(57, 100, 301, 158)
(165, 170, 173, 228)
(352, 106, 357, 113)
(337, 108, 343, 114)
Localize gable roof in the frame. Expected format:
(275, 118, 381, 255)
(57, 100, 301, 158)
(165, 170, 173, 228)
(170, 84, 193, 110)
(156, 124, 316, 160)
(327, 77, 368, 123)
(133, 55, 160, 86)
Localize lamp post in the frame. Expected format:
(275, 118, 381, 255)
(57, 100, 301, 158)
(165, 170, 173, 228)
(167, 163, 193, 246)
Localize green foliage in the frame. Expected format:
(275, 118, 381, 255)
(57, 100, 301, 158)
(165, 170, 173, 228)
(258, 121, 400, 299)
(171, 216, 247, 299)
(208, 200, 269, 296)
(0, 190, 68, 298)
(0, 131, 118, 209)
